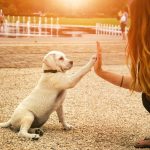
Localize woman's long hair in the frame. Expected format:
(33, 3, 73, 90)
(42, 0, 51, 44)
(127, 0, 150, 95)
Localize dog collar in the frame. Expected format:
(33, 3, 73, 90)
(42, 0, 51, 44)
(43, 70, 58, 73)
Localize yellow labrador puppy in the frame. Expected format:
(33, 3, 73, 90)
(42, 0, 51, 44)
(0, 51, 96, 140)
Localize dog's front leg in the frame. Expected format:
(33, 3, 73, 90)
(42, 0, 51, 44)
(66, 55, 96, 88)
(56, 105, 72, 130)
(53, 56, 96, 89)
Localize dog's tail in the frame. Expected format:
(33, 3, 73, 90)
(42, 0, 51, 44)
(0, 119, 11, 128)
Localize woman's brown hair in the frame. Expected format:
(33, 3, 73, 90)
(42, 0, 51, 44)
(127, 0, 150, 95)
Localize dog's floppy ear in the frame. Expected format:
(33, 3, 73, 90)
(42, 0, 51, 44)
(43, 53, 57, 70)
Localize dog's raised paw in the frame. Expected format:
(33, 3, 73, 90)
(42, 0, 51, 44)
(89, 55, 97, 65)
(92, 55, 97, 61)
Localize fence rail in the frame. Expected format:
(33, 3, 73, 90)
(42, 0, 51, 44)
(96, 23, 128, 36)
(0, 17, 128, 37)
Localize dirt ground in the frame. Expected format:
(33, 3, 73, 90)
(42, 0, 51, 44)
(0, 36, 149, 150)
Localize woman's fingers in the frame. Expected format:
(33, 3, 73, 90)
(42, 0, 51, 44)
(96, 41, 102, 64)
(94, 41, 103, 73)
(96, 41, 102, 54)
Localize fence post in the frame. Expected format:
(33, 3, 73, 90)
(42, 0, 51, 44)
(38, 17, 41, 36)
(33, 16, 36, 35)
(56, 17, 59, 37)
(44, 17, 47, 35)
(50, 17, 53, 37)
(16, 20, 20, 36)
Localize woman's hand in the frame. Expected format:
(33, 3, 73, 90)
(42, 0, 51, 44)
(94, 41, 103, 75)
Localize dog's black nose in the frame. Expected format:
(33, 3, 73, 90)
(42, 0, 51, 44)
(69, 61, 73, 65)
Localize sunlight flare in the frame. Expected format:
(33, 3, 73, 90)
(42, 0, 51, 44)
(62, 0, 85, 9)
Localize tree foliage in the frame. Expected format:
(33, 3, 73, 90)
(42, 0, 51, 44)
(0, 0, 128, 17)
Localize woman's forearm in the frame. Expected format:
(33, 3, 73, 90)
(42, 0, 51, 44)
(95, 70, 141, 92)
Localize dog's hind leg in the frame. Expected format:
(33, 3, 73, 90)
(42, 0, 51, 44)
(29, 128, 44, 136)
(18, 112, 40, 140)
(0, 119, 11, 128)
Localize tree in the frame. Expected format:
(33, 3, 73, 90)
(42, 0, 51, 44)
(0, 0, 128, 17)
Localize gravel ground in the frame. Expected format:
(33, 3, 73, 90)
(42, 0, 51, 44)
(0, 36, 150, 150)
(0, 36, 127, 68)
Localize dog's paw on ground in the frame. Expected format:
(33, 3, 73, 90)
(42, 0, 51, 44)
(63, 124, 73, 131)
(18, 132, 40, 140)
(31, 134, 40, 140)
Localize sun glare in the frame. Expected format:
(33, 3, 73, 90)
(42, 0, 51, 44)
(62, 0, 85, 9)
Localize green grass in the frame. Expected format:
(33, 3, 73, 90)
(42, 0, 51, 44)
(59, 18, 119, 26)
(5, 16, 119, 26)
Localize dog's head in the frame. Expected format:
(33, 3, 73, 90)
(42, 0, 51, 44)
(42, 51, 73, 72)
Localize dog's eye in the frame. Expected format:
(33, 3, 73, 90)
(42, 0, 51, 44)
(59, 57, 64, 61)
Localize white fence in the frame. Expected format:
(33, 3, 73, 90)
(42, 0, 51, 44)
(0, 16, 60, 37)
(96, 23, 128, 36)
(0, 16, 128, 37)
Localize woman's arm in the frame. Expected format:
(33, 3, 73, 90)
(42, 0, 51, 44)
(94, 42, 142, 92)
